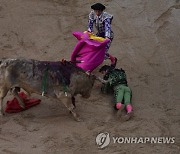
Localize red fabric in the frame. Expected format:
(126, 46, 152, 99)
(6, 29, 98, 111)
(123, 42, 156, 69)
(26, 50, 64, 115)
(5, 92, 41, 113)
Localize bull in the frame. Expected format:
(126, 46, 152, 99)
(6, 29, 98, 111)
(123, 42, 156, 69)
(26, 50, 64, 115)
(0, 58, 97, 121)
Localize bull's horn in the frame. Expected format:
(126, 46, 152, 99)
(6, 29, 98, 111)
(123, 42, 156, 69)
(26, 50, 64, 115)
(85, 71, 91, 76)
(95, 76, 107, 83)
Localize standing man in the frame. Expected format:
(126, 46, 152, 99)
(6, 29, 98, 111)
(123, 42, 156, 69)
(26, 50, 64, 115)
(88, 3, 117, 67)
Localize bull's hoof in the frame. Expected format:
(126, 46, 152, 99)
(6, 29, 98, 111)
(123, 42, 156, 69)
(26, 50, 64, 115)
(0, 111, 5, 116)
(122, 112, 133, 121)
(116, 104, 125, 118)
(74, 114, 82, 122)
(75, 117, 82, 122)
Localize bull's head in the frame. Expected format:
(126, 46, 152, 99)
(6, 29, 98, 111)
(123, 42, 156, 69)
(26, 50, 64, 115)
(80, 72, 96, 98)
(69, 71, 96, 98)
(81, 72, 108, 98)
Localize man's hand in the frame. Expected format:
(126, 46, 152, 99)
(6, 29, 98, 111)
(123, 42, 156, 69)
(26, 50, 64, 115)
(105, 37, 110, 40)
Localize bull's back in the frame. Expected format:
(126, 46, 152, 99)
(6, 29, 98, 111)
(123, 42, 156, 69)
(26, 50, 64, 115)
(0, 58, 94, 98)
(0, 59, 34, 88)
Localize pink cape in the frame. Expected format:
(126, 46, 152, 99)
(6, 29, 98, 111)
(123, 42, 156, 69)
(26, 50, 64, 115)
(71, 32, 109, 72)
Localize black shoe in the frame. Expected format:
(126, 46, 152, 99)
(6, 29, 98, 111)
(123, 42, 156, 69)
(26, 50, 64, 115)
(111, 57, 117, 68)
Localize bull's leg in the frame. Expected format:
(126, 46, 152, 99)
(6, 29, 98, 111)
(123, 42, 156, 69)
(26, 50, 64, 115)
(72, 96, 76, 108)
(64, 96, 81, 121)
(55, 91, 81, 121)
(21, 87, 31, 97)
(0, 87, 9, 116)
(60, 96, 81, 121)
(11, 88, 25, 109)
(0, 98, 4, 116)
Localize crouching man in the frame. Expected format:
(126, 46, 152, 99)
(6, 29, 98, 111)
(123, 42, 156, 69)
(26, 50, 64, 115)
(99, 65, 133, 120)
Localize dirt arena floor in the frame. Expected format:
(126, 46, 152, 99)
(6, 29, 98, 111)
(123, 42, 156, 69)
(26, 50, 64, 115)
(0, 0, 180, 153)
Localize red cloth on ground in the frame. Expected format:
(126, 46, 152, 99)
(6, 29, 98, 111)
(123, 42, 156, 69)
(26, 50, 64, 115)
(5, 92, 41, 113)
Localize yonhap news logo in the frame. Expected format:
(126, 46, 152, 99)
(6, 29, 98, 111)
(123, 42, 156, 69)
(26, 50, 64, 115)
(95, 132, 175, 149)
(96, 132, 110, 148)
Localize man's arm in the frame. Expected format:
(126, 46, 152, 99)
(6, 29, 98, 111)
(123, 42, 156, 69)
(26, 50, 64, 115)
(104, 18, 112, 39)
(88, 11, 94, 33)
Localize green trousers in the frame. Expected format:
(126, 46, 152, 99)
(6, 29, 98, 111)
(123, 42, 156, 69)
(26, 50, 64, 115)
(114, 84, 132, 105)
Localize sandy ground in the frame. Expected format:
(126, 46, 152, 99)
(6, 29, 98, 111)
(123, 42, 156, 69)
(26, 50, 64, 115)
(0, 0, 180, 153)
